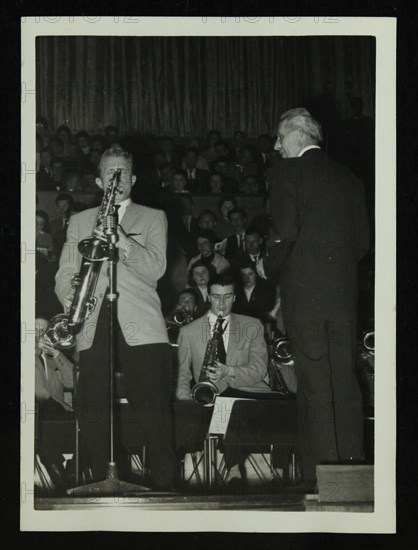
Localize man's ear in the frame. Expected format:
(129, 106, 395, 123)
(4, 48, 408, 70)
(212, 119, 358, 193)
(95, 177, 104, 190)
(131, 175, 137, 186)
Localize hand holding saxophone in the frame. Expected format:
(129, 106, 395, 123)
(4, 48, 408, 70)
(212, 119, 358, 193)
(207, 361, 229, 383)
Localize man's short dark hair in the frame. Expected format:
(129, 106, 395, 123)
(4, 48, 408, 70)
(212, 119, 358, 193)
(177, 288, 198, 303)
(57, 125, 71, 136)
(185, 146, 199, 156)
(55, 193, 74, 205)
(36, 116, 48, 129)
(227, 206, 247, 221)
(50, 137, 64, 148)
(239, 262, 258, 274)
(245, 226, 262, 239)
(188, 260, 216, 287)
(219, 195, 237, 211)
(198, 209, 217, 223)
(214, 140, 229, 151)
(196, 229, 217, 245)
(105, 125, 119, 134)
(174, 169, 188, 179)
(208, 272, 236, 294)
(76, 131, 90, 140)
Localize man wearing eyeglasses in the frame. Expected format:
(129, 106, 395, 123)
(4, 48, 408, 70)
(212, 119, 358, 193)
(270, 108, 370, 489)
(175, 272, 271, 401)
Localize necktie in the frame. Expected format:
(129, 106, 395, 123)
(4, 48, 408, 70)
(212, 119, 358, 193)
(239, 235, 245, 253)
(113, 204, 120, 224)
(216, 318, 227, 364)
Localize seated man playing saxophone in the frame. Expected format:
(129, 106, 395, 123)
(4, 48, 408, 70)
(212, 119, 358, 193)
(175, 272, 271, 401)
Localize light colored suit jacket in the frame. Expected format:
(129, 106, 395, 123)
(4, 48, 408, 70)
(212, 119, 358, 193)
(176, 313, 270, 400)
(55, 202, 169, 351)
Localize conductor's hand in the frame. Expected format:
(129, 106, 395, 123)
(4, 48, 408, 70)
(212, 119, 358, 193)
(207, 361, 229, 383)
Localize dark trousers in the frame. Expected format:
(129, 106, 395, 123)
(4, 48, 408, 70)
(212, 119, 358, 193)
(36, 398, 74, 468)
(287, 311, 364, 482)
(76, 302, 176, 488)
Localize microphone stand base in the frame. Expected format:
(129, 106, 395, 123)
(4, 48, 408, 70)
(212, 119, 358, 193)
(67, 462, 152, 497)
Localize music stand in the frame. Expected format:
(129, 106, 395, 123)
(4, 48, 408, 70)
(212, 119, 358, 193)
(68, 207, 151, 497)
(220, 399, 299, 485)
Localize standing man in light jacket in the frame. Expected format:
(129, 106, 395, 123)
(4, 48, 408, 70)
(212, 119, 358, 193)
(55, 145, 176, 490)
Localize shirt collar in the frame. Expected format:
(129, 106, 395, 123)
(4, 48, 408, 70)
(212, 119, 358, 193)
(208, 311, 231, 325)
(298, 145, 321, 157)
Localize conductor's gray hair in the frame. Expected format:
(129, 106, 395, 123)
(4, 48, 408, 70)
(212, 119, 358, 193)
(279, 108, 323, 144)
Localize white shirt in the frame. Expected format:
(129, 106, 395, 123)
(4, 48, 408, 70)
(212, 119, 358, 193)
(298, 145, 321, 157)
(117, 198, 131, 223)
(198, 286, 208, 302)
(207, 311, 230, 353)
(244, 285, 255, 302)
(236, 233, 246, 250)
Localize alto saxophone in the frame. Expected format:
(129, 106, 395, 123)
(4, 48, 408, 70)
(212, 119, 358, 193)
(45, 170, 122, 349)
(191, 314, 223, 406)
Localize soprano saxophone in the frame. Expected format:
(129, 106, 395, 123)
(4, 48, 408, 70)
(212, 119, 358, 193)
(45, 170, 122, 349)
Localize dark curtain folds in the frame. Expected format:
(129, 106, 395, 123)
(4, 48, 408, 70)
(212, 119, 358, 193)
(36, 36, 375, 136)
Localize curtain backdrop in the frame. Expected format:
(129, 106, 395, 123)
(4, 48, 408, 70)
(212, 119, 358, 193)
(36, 36, 375, 136)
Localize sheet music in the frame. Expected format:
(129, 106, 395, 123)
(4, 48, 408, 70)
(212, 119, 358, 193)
(208, 397, 256, 435)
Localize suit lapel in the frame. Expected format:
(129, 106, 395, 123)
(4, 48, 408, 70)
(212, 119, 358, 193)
(226, 313, 239, 362)
(120, 202, 140, 234)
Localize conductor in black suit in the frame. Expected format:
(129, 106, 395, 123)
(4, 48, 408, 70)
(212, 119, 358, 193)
(270, 108, 370, 487)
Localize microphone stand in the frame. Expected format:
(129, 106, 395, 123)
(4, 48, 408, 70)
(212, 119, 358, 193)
(68, 209, 151, 498)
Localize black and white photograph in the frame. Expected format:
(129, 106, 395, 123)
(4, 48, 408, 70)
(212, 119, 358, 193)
(20, 16, 396, 532)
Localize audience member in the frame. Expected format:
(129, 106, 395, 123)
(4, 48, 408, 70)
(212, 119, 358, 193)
(49, 137, 64, 159)
(215, 196, 237, 239)
(187, 229, 231, 275)
(91, 134, 106, 153)
(37, 147, 55, 191)
(225, 206, 247, 262)
(159, 136, 182, 168)
(172, 170, 190, 193)
(104, 125, 120, 147)
(159, 162, 176, 192)
(35, 211, 61, 318)
(187, 260, 216, 318)
(173, 194, 200, 260)
(202, 130, 221, 163)
(149, 150, 167, 186)
(198, 209, 218, 233)
(36, 116, 51, 147)
(64, 172, 84, 192)
(50, 157, 66, 191)
(233, 262, 276, 320)
(75, 131, 91, 162)
(231, 130, 247, 161)
(56, 125, 78, 159)
(235, 146, 261, 185)
(256, 133, 274, 175)
(210, 157, 239, 192)
(182, 147, 209, 192)
(238, 174, 262, 195)
(249, 195, 272, 240)
(49, 194, 76, 252)
(183, 139, 209, 171)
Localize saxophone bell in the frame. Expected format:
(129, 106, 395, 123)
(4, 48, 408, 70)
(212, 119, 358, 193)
(44, 314, 75, 350)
